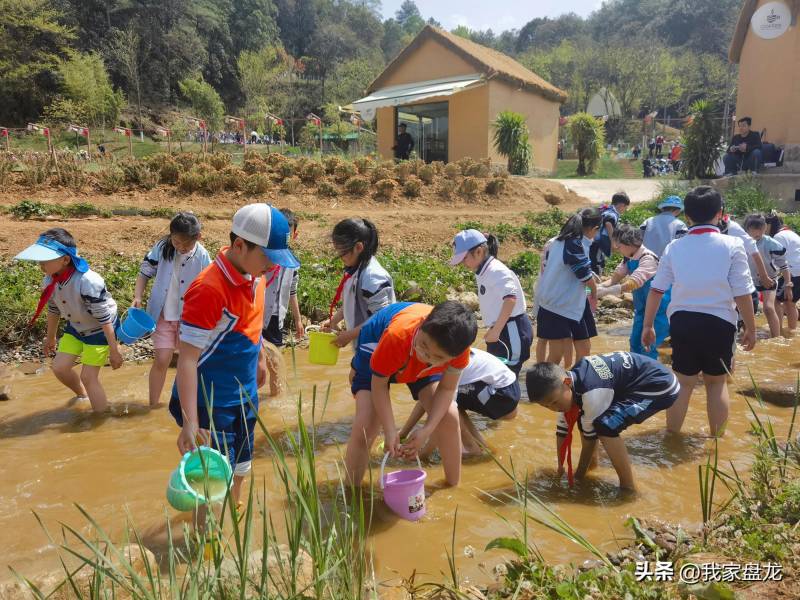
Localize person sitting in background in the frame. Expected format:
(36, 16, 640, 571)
(724, 117, 763, 175)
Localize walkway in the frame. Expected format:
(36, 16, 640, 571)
(545, 178, 661, 204)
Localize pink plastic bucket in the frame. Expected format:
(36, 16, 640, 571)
(380, 452, 427, 521)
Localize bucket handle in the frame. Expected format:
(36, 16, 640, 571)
(119, 307, 155, 341)
(379, 451, 423, 490)
(494, 339, 511, 365)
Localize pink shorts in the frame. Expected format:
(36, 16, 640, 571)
(151, 317, 180, 350)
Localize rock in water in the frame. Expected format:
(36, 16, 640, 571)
(741, 384, 798, 408)
(0, 384, 10, 401)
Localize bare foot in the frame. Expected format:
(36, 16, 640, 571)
(67, 395, 89, 407)
(149, 401, 164, 409)
(461, 447, 484, 459)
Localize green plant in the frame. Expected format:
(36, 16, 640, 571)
(508, 251, 539, 277)
(403, 175, 422, 197)
(353, 155, 375, 174)
(276, 160, 295, 180)
(220, 165, 244, 191)
(492, 111, 532, 175)
(176, 168, 204, 193)
(300, 160, 325, 184)
(0, 152, 14, 186)
(444, 162, 461, 179)
(568, 112, 605, 175)
(333, 161, 356, 183)
(322, 154, 343, 174)
(146, 154, 180, 184)
(95, 165, 125, 194)
(280, 175, 302, 194)
(458, 176, 480, 198)
(370, 166, 393, 183)
(203, 170, 226, 194)
(241, 173, 269, 196)
(681, 99, 724, 179)
(55, 154, 87, 190)
(20, 153, 51, 188)
(9, 200, 50, 219)
(374, 178, 396, 200)
(723, 174, 776, 217)
(208, 151, 231, 170)
(344, 175, 369, 196)
(317, 178, 338, 197)
(485, 177, 507, 195)
(437, 179, 457, 199)
(418, 164, 435, 184)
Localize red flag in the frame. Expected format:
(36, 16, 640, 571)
(82, 128, 89, 137)
(199, 120, 207, 130)
(42, 128, 50, 138)
(0, 129, 7, 137)
(559, 116, 568, 126)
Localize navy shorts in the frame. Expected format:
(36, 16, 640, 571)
(262, 314, 283, 347)
(776, 275, 800, 302)
(486, 313, 533, 375)
(350, 368, 442, 400)
(456, 380, 520, 420)
(536, 302, 597, 341)
(669, 311, 736, 377)
(592, 376, 679, 438)
(169, 396, 257, 474)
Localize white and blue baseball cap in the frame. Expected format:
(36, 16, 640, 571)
(15, 235, 89, 272)
(232, 203, 300, 269)
(657, 195, 684, 211)
(450, 229, 487, 265)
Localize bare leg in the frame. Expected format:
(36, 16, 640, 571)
(51, 352, 86, 398)
(599, 435, 635, 491)
(776, 299, 785, 333)
(762, 291, 780, 338)
(148, 348, 174, 407)
(785, 300, 798, 332)
(703, 374, 729, 437)
(79, 365, 108, 412)
(458, 410, 486, 456)
(668, 372, 698, 434)
(344, 390, 380, 487)
(564, 341, 575, 368)
(535, 338, 547, 363)
(417, 385, 461, 486)
(545, 338, 568, 365)
(573, 338, 591, 363)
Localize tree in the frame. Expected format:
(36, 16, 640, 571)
(328, 55, 384, 105)
(105, 27, 147, 128)
(178, 75, 225, 131)
(568, 113, 605, 175)
(395, 0, 425, 36)
(681, 100, 723, 180)
(0, 0, 75, 123)
(492, 111, 532, 175)
(230, 0, 279, 55)
(237, 45, 295, 113)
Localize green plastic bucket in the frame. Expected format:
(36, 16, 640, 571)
(166, 446, 232, 512)
(308, 330, 339, 366)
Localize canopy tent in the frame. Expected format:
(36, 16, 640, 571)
(352, 74, 484, 119)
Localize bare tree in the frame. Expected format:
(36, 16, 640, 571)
(106, 28, 148, 129)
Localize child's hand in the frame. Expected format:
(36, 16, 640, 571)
(294, 323, 305, 339)
(400, 428, 429, 459)
(740, 326, 756, 352)
(484, 329, 500, 344)
(320, 319, 332, 333)
(333, 330, 351, 348)
(384, 429, 401, 457)
(109, 344, 124, 369)
(131, 297, 142, 309)
(256, 355, 268, 388)
(177, 422, 209, 454)
(43, 337, 56, 357)
(785, 288, 794, 303)
(641, 326, 656, 351)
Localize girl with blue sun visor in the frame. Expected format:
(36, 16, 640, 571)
(15, 228, 121, 412)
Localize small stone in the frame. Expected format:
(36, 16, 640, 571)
(600, 295, 624, 308)
(0, 385, 10, 401)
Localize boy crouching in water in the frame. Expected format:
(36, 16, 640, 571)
(526, 352, 679, 490)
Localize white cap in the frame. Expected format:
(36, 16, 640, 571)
(231, 203, 300, 269)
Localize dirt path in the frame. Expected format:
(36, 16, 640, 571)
(546, 178, 660, 204)
(0, 177, 588, 259)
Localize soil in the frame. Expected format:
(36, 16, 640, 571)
(0, 176, 587, 258)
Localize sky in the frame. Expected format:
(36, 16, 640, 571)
(379, 0, 603, 33)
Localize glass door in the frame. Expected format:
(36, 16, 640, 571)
(396, 101, 448, 163)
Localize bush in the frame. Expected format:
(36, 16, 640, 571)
(276, 160, 295, 180)
(485, 177, 507, 195)
(568, 112, 605, 175)
(437, 179, 457, 199)
(323, 155, 343, 175)
(20, 153, 51, 188)
(119, 159, 158, 189)
(265, 152, 286, 167)
(457, 157, 476, 175)
(317, 178, 339, 197)
(430, 161, 445, 175)
(280, 175, 302, 194)
(219, 165, 243, 191)
(466, 160, 491, 178)
(418, 164, 435, 184)
(177, 168, 204, 193)
(300, 160, 325, 184)
(458, 176, 480, 198)
(333, 161, 357, 183)
(681, 99, 724, 180)
(724, 174, 776, 217)
(208, 152, 231, 170)
(243, 173, 270, 195)
(353, 156, 375, 174)
(0, 152, 15, 186)
(493, 111, 532, 175)
(344, 175, 369, 196)
(444, 162, 461, 180)
(374, 178, 396, 200)
(146, 155, 180, 184)
(371, 166, 393, 183)
(403, 176, 422, 197)
(243, 156, 268, 175)
(9, 200, 49, 219)
(203, 170, 226, 194)
(394, 161, 413, 183)
(95, 165, 125, 194)
(508, 251, 540, 277)
(56, 155, 88, 191)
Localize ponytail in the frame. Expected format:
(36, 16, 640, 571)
(557, 208, 601, 241)
(332, 217, 379, 267)
(161, 212, 202, 261)
(485, 234, 499, 258)
(765, 213, 784, 237)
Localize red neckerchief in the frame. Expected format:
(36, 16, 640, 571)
(688, 226, 720, 235)
(558, 404, 581, 487)
(264, 265, 280, 289)
(329, 272, 353, 321)
(30, 265, 76, 327)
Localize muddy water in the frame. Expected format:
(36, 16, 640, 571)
(1, 323, 798, 587)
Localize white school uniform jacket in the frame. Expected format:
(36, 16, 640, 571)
(459, 348, 517, 389)
(774, 228, 800, 277)
(651, 225, 755, 326)
(640, 212, 687, 257)
(263, 267, 298, 329)
(725, 219, 758, 256)
(475, 257, 526, 327)
(46, 269, 118, 337)
(342, 256, 396, 330)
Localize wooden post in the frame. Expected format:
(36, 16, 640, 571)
(1, 129, 9, 152)
(86, 129, 91, 156)
(128, 129, 133, 157)
(167, 131, 172, 154)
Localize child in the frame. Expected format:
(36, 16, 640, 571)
(399, 347, 519, 457)
(720, 209, 773, 289)
(526, 353, 679, 491)
(590, 192, 630, 274)
(345, 301, 478, 487)
(597, 224, 669, 360)
(324, 218, 395, 348)
(262, 209, 305, 395)
(134, 213, 211, 407)
(642, 186, 756, 437)
(767, 214, 800, 333)
(449, 229, 532, 375)
(640, 195, 687, 257)
(15, 228, 122, 412)
(535, 208, 601, 367)
(744, 213, 791, 338)
(172, 203, 299, 504)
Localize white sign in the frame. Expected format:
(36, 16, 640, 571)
(751, 2, 792, 40)
(361, 106, 376, 122)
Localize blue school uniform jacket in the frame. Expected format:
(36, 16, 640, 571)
(536, 236, 593, 322)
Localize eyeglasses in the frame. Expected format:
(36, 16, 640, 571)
(336, 246, 355, 258)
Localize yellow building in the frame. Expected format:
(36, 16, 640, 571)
(353, 25, 567, 173)
(730, 0, 800, 160)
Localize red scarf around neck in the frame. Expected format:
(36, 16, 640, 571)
(30, 265, 76, 327)
(329, 272, 353, 321)
(558, 404, 582, 487)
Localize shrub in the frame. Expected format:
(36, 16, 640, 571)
(323, 155, 343, 175)
(457, 157, 476, 175)
(177, 169, 204, 193)
(9, 200, 50, 219)
(430, 161, 445, 175)
(265, 152, 286, 167)
(418, 164, 435, 184)
(437, 179, 457, 199)
(146, 155, 180, 184)
(300, 160, 325, 184)
(277, 161, 295, 180)
(681, 99, 724, 180)
(458, 176, 480, 198)
(485, 177, 507, 195)
(220, 165, 244, 191)
(371, 166, 393, 183)
(56, 155, 88, 191)
(203, 170, 226, 194)
(333, 161, 357, 183)
(119, 159, 158, 189)
(466, 159, 491, 178)
(492, 111, 532, 175)
(344, 175, 369, 196)
(317, 178, 339, 197)
(95, 165, 125, 194)
(568, 112, 605, 175)
(280, 175, 302, 194)
(208, 152, 231, 170)
(724, 174, 776, 217)
(403, 176, 422, 197)
(508, 251, 540, 277)
(394, 161, 413, 183)
(0, 152, 14, 186)
(243, 156, 268, 175)
(444, 162, 461, 180)
(20, 153, 51, 188)
(408, 158, 425, 175)
(374, 178, 396, 200)
(353, 156, 375, 174)
(174, 152, 201, 171)
(243, 173, 270, 195)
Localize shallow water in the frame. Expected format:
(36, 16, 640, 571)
(1, 322, 798, 587)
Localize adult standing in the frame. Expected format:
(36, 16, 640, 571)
(393, 123, 414, 161)
(724, 117, 763, 175)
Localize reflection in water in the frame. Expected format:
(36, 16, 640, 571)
(1, 324, 798, 585)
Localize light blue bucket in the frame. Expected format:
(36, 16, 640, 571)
(116, 307, 156, 345)
(166, 446, 233, 512)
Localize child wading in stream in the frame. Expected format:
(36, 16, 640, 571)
(744, 213, 791, 338)
(134, 212, 211, 407)
(449, 229, 532, 375)
(766, 213, 800, 334)
(526, 352, 679, 491)
(15, 228, 122, 412)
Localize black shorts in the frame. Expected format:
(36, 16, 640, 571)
(262, 314, 283, 347)
(456, 380, 520, 420)
(669, 311, 736, 376)
(536, 302, 597, 341)
(486, 314, 533, 376)
(350, 369, 441, 400)
(776, 275, 800, 302)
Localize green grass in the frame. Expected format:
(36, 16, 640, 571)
(553, 157, 630, 179)
(3, 200, 181, 220)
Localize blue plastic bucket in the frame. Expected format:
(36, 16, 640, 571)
(166, 446, 232, 512)
(116, 307, 156, 345)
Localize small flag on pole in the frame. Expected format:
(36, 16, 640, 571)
(155, 127, 171, 136)
(0, 128, 8, 137)
(114, 126, 131, 136)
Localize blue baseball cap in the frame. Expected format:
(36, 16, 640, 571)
(15, 235, 89, 272)
(450, 229, 487, 265)
(231, 203, 300, 269)
(658, 195, 684, 211)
